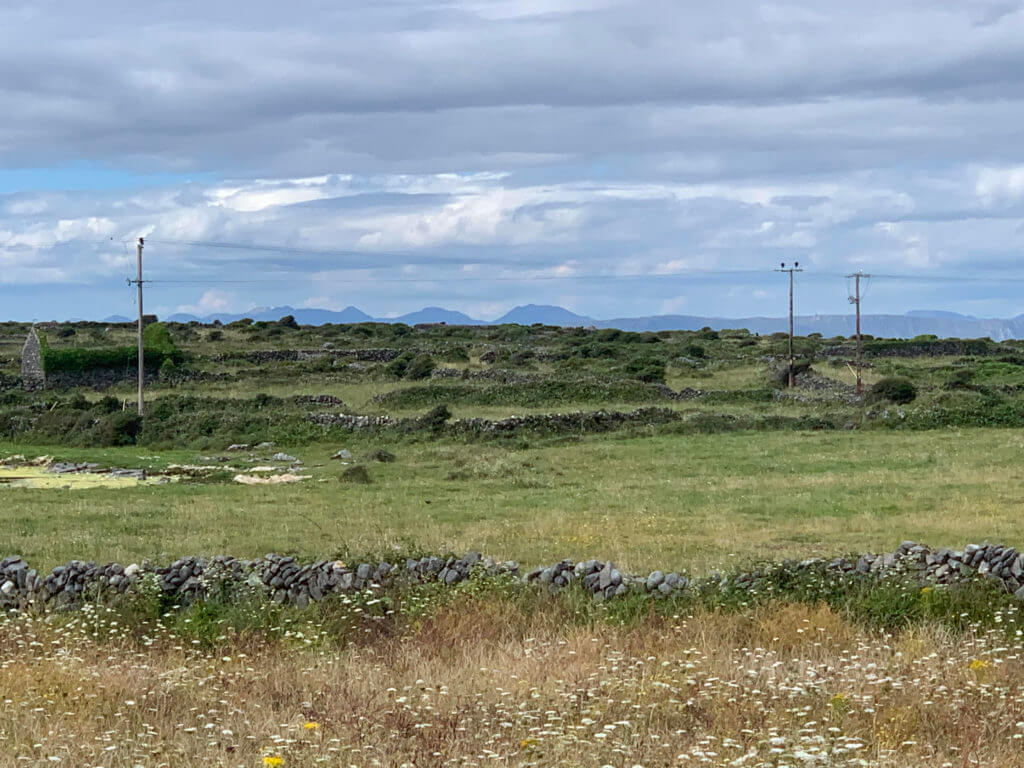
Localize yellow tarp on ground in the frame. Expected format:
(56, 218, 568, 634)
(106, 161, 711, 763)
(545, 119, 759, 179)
(0, 467, 171, 490)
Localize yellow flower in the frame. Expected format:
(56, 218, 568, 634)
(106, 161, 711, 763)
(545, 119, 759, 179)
(263, 757, 284, 767)
(969, 659, 991, 671)
(920, 586, 932, 594)
(303, 721, 320, 730)
(520, 738, 539, 748)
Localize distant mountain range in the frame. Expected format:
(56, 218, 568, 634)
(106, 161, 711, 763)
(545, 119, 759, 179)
(96, 304, 1024, 341)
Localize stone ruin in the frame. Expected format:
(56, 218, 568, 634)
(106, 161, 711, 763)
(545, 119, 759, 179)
(20, 328, 44, 390)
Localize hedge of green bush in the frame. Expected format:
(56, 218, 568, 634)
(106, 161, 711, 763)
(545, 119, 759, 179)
(39, 323, 182, 375)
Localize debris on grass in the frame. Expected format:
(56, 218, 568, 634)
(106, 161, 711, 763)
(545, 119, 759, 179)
(233, 473, 310, 486)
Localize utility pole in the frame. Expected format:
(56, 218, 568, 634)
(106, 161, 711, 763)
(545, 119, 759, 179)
(133, 237, 145, 416)
(775, 262, 802, 387)
(847, 270, 871, 395)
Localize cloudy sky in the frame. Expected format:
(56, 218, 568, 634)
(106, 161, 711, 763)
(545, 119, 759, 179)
(3, 0, 1024, 321)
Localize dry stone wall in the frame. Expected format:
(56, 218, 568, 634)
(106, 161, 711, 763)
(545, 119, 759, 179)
(308, 406, 681, 435)
(3, 540, 1024, 613)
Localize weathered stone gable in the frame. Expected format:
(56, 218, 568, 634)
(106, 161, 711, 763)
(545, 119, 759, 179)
(21, 328, 45, 390)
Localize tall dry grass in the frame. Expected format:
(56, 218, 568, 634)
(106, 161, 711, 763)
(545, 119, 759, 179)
(1, 597, 1023, 766)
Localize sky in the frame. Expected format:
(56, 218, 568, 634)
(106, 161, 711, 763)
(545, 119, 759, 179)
(3, 0, 1024, 322)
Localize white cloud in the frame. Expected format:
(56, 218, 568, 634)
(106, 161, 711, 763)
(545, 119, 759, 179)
(975, 165, 1024, 201)
(175, 290, 240, 316)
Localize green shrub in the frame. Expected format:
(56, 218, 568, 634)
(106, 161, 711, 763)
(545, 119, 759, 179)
(684, 344, 706, 359)
(97, 411, 143, 446)
(623, 358, 666, 383)
(278, 315, 300, 330)
(159, 358, 177, 381)
(386, 351, 415, 378)
(696, 326, 719, 340)
(339, 465, 371, 484)
(946, 369, 974, 389)
(443, 345, 470, 363)
(416, 404, 451, 433)
(869, 376, 918, 404)
(404, 354, 436, 381)
(96, 395, 121, 414)
(40, 323, 181, 375)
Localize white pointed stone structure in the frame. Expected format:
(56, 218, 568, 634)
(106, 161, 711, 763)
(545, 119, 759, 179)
(21, 328, 45, 390)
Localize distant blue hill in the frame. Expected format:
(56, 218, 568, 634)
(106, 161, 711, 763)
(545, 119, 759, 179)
(495, 304, 594, 326)
(165, 305, 373, 325)
(389, 307, 481, 325)
(91, 305, 1024, 341)
(905, 310, 977, 320)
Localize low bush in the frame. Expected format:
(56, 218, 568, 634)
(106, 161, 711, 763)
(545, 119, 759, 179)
(404, 354, 436, 381)
(339, 465, 371, 484)
(39, 323, 182, 375)
(869, 376, 918, 404)
(97, 411, 143, 446)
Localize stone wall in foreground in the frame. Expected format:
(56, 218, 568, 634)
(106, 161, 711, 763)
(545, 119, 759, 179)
(2, 540, 1024, 612)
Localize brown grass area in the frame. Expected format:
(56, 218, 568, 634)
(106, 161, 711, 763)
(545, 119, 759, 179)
(1, 600, 1023, 766)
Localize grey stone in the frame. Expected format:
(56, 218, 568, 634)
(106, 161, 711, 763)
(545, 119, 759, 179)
(598, 563, 614, 590)
(646, 571, 665, 591)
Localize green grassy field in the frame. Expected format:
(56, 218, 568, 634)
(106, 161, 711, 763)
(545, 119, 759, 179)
(4, 426, 1021, 571)
(7, 320, 1024, 766)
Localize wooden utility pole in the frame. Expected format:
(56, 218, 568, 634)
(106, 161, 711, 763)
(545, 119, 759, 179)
(775, 262, 803, 387)
(847, 270, 870, 395)
(134, 237, 145, 416)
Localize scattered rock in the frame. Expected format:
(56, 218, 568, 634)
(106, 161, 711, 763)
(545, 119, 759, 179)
(364, 448, 396, 463)
(331, 449, 353, 461)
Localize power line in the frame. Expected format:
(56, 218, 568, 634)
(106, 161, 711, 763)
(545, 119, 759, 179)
(143, 268, 780, 286)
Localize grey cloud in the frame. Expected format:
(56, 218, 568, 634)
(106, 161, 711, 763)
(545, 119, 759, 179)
(2, 1, 1024, 319)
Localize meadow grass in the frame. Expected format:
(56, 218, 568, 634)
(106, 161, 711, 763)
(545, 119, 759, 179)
(3, 426, 1023, 573)
(4, 592, 1024, 766)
